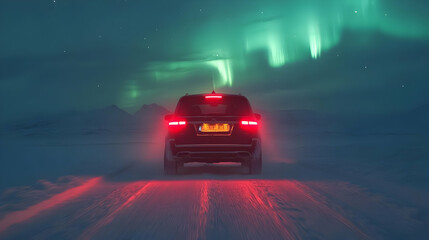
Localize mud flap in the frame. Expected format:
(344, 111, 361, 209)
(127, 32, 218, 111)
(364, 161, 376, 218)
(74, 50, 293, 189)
(164, 140, 177, 175)
(249, 139, 262, 174)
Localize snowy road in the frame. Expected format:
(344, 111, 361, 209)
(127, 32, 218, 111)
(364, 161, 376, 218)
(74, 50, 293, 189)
(0, 162, 426, 240)
(0, 130, 428, 239)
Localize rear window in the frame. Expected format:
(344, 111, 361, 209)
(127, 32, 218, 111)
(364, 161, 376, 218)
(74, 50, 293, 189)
(175, 95, 252, 116)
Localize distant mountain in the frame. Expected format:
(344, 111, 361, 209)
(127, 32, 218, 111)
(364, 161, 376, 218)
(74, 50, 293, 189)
(134, 103, 170, 119)
(9, 103, 170, 135)
(81, 105, 133, 124)
(348, 104, 429, 135)
(406, 104, 429, 124)
(80, 104, 134, 126)
(379, 104, 429, 134)
(91, 104, 132, 118)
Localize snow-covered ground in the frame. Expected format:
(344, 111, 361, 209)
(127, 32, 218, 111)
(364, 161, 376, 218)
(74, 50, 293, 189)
(0, 106, 428, 239)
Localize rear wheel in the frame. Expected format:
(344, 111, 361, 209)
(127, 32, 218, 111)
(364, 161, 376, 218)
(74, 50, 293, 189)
(164, 141, 177, 175)
(249, 140, 262, 174)
(249, 153, 262, 174)
(164, 154, 177, 175)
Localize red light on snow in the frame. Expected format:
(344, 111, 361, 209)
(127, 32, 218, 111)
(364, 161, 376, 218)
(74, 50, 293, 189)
(0, 177, 101, 233)
(205, 95, 222, 99)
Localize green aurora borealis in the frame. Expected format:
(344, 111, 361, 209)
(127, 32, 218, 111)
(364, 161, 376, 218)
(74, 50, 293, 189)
(150, 0, 428, 85)
(1, 0, 428, 121)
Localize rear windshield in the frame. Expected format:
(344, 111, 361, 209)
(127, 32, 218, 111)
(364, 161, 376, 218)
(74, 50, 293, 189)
(175, 95, 252, 116)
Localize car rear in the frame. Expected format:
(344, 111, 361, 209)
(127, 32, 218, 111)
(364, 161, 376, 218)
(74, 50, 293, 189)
(164, 93, 262, 174)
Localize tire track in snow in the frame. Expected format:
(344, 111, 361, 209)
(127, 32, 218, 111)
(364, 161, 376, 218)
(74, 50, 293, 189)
(0, 177, 101, 233)
(193, 181, 209, 240)
(22, 181, 204, 240)
(292, 181, 369, 239)
(84, 181, 206, 240)
(272, 180, 370, 239)
(19, 181, 151, 239)
(242, 181, 302, 240)
(306, 181, 425, 238)
(71, 182, 149, 222)
(78, 182, 154, 240)
(205, 181, 303, 239)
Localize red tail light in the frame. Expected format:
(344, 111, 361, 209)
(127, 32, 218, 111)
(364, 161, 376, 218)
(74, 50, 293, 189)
(240, 120, 259, 132)
(168, 121, 186, 126)
(241, 120, 258, 126)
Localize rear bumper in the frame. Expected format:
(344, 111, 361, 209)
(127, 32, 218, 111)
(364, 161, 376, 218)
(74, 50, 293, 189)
(166, 139, 260, 163)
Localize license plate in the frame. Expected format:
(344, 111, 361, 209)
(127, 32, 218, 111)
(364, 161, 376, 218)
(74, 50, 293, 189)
(200, 123, 230, 132)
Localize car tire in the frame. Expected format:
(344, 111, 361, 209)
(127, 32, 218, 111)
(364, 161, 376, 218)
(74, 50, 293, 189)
(164, 141, 177, 175)
(249, 140, 262, 175)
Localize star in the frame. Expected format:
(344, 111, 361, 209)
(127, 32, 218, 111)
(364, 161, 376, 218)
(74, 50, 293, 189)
(401, 84, 405, 88)
(354, 10, 358, 14)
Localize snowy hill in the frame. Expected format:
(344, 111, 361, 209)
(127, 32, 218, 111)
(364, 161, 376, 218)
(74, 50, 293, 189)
(352, 104, 429, 135)
(265, 109, 349, 132)
(273, 109, 329, 125)
(134, 103, 170, 119)
(74, 105, 135, 128)
(401, 104, 429, 132)
(7, 103, 170, 136)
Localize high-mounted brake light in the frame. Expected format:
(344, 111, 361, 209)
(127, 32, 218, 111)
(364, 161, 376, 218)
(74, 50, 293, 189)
(205, 95, 222, 99)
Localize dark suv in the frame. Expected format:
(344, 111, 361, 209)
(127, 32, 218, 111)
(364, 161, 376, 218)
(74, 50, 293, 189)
(164, 92, 262, 174)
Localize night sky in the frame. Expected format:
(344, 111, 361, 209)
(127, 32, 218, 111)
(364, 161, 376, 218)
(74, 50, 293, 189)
(1, 0, 429, 123)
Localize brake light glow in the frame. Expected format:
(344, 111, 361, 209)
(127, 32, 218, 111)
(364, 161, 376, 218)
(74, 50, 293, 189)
(205, 95, 222, 99)
(169, 121, 186, 126)
(241, 120, 258, 126)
